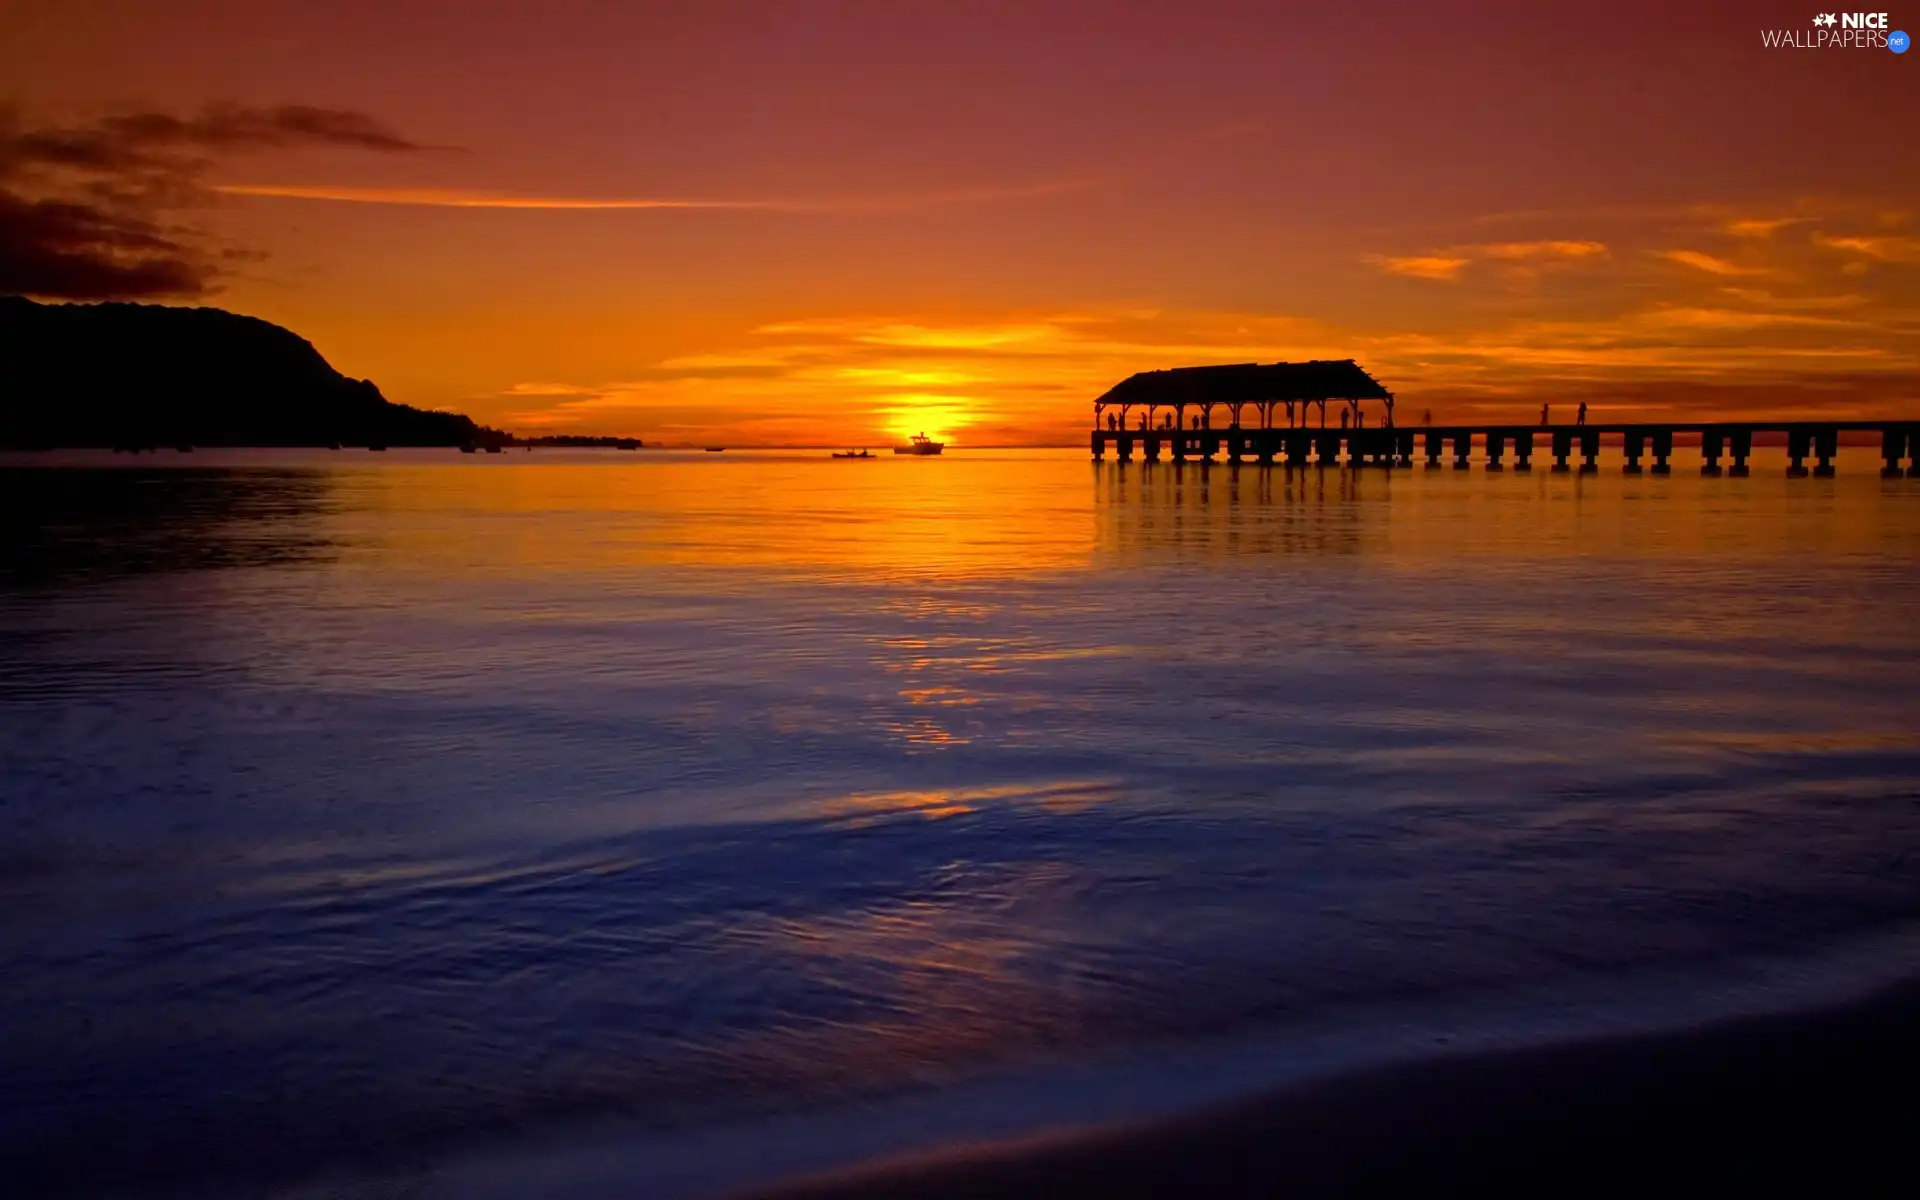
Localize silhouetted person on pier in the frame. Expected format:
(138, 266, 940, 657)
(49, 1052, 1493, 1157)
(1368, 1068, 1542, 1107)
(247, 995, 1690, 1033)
(1286, 400, 1296, 427)
(1340, 410, 1349, 430)
(1540, 404, 1550, 426)
(1576, 401, 1588, 426)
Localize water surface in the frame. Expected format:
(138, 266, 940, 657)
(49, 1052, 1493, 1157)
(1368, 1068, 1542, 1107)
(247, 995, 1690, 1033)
(3, 449, 1917, 1194)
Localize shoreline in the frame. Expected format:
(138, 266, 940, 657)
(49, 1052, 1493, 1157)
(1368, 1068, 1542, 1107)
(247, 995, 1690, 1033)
(300, 922, 1920, 1200)
(757, 977, 1920, 1199)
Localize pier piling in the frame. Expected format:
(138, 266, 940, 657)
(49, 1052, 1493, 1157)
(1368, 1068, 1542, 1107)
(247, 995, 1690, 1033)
(1652, 430, 1673, 475)
(1787, 430, 1809, 477)
(1815, 429, 1837, 477)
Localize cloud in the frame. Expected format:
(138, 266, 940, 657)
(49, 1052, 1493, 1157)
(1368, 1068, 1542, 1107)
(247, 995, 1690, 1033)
(1366, 240, 1605, 281)
(1813, 233, 1920, 263)
(1653, 249, 1770, 276)
(1367, 254, 1471, 280)
(213, 177, 1100, 214)
(1474, 240, 1607, 260)
(1718, 287, 1865, 310)
(1724, 217, 1804, 238)
(0, 103, 425, 299)
(0, 191, 210, 298)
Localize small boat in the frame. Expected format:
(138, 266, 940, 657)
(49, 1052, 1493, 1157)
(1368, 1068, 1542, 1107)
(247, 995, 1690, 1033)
(832, 449, 873, 459)
(704, 447, 726, 452)
(893, 433, 944, 456)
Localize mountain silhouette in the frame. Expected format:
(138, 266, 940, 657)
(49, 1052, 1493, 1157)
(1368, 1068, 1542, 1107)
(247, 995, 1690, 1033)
(0, 296, 494, 449)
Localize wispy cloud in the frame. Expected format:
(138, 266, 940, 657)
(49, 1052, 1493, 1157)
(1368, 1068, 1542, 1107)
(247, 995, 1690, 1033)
(1653, 249, 1771, 276)
(1475, 240, 1606, 260)
(1366, 240, 1605, 281)
(215, 177, 1101, 213)
(1813, 233, 1920, 262)
(1724, 217, 1805, 238)
(1366, 254, 1471, 280)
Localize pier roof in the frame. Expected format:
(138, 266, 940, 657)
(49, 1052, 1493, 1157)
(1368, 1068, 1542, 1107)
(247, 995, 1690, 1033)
(1095, 360, 1392, 408)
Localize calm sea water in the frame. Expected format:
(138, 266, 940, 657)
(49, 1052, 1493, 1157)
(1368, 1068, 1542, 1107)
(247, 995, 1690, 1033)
(3, 449, 1919, 1195)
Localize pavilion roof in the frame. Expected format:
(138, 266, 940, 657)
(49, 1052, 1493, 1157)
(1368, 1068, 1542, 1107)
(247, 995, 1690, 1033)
(1094, 360, 1393, 407)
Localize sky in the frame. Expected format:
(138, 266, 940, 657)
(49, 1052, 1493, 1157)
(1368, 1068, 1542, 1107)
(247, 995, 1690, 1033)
(2, 0, 1916, 445)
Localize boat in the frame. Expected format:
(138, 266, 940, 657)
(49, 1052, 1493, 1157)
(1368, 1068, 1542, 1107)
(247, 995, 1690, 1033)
(832, 449, 873, 459)
(704, 447, 726, 452)
(893, 433, 945, 456)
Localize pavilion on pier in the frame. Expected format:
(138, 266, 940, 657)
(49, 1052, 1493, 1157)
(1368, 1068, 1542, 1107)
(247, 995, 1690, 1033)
(1093, 360, 1395, 433)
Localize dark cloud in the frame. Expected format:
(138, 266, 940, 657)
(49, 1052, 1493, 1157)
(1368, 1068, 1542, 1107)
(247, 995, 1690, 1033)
(0, 102, 424, 300)
(0, 191, 209, 298)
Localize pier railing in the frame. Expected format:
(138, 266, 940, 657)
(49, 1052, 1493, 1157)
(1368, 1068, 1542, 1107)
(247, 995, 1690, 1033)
(1090, 422, 1920, 477)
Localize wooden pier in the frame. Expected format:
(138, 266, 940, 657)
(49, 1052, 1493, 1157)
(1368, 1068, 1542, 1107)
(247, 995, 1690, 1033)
(1090, 362, 1920, 477)
(1092, 422, 1920, 477)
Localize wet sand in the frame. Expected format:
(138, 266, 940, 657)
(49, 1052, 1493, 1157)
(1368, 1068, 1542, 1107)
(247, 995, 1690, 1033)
(755, 981, 1920, 1198)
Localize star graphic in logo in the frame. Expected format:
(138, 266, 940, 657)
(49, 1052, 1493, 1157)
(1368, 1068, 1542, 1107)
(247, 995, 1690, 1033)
(1813, 12, 1837, 26)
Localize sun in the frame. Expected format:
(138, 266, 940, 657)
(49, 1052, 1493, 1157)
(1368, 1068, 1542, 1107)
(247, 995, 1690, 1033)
(879, 395, 978, 445)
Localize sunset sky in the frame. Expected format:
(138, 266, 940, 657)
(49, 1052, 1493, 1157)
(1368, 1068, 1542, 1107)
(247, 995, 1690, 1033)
(3, 0, 1916, 445)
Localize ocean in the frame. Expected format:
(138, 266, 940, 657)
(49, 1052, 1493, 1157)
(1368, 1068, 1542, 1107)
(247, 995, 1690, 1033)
(2, 448, 1918, 1196)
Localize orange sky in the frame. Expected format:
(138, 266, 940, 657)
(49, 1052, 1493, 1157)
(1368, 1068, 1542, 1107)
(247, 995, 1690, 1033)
(3, 0, 1916, 444)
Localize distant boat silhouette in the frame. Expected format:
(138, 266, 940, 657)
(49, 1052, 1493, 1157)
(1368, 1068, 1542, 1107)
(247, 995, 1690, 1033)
(893, 433, 944, 456)
(704, 447, 726, 452)
(832, 449, 873, 459)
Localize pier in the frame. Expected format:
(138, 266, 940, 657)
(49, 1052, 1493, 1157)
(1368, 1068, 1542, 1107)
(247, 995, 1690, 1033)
(1091, 362, 1920, 477)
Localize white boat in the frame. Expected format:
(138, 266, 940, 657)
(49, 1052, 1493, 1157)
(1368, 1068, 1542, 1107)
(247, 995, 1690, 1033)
(893, 432, 944, 456)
